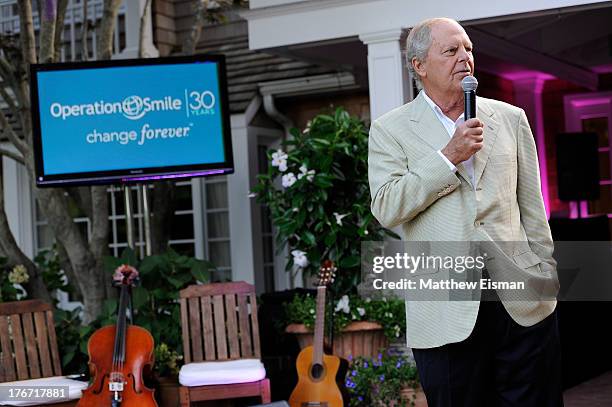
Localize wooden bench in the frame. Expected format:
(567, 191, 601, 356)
(0, 300, 76, 407)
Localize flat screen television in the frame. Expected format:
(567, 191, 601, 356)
(30, 54, 233, 186)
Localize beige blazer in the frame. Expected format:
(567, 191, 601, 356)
(368, 92, 559, 349)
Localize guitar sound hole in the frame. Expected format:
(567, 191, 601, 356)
(311, 363, 324, 379)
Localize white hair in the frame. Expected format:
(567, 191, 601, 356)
(405, 17, 461, 90)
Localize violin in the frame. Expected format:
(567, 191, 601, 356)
(77, 265, 157, 407)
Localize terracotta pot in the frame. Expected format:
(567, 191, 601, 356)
(399, 384, 428, 407)
(286, 321, 388, 359)
(156, 375, 180, 407)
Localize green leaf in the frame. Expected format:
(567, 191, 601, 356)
(339, 255, 360, 269)
(324, 233, 336, 247)
(119, 247, 138, 266)
(313, 176, 333, 188)
(312, 138, 331, 146)
(190, 261, 210, 283)
(166, 276, 185, 289)
(302, 231, 316, 246)
(132, 287, 149, 309)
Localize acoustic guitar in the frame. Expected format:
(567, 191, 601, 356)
(289, 260, 344, 407)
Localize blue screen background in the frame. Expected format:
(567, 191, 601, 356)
(36, 62, 227, 175)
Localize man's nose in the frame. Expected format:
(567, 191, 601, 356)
(457, 48, 470, 61)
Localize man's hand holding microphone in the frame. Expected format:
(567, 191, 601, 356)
(441, 75, 482, 166)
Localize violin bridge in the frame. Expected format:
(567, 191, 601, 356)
(109, 381, 124, 392)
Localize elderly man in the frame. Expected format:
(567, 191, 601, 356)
(368, 17, 562, 406)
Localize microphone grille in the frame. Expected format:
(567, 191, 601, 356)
(461, 75, 478, 92)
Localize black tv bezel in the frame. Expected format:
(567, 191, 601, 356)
(30, 54, 234, 187)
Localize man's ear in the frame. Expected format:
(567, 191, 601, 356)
(412, 57, 426, 81)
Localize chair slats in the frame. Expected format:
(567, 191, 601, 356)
(180, 282, 262, 363)
(188, 297, 203, 362)
(10, 315, 29, 380)
(33, 312, 52, 377)
(1, 300, 66, 395)
(179, 282, 269, 406)
(224, 294, 240, 359)
(249, 293, 261, 360)
(45, 310, 62, 376)
(212, 295, 228, 360)
(0, 300, 51, 316)
(0, 315, 15, 382)
(237, 293, 252, 358)
(180, 282, 253, 299)
(21, 313, 40, 379)
(180, 298, 192, 364)
(200, 296, 215, 361)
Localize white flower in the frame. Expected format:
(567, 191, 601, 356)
(364, 230, 369, 235)
(303, 120, 312, 134)
(247, 192, 257, 198)
(297, 165, 315, 182)
(291, 250, 309, 268)
(271, 150, 288, 172)
(385, 312, 393, 318)
(365, 297, 371, 303)
(335, 295, 350, 314)
(309, 308, 315, 314)
(333, 212, 349, 226)
(292, 207, 299, 212)
(357, 307, 366, 317)
(394, 325, 401, 338)
(8, 265, 29, 284)
(282, 172, 297, 188)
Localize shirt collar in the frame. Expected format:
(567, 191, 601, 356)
(421, 90, 465, 124)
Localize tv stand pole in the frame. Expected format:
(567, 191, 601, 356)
(124, 185, 135, 249)
(140, 184, 152, 256)
(123, 184, 153, 257)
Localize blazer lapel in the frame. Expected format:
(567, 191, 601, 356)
(473, 98, 500, 188)
(409, 93, 473, 185)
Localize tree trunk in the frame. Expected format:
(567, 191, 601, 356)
(97, 0, 123, 60)
(0, 162, 51, 301)
(53, 0, 69, 62)
(151, 181, 176, 254)
(39, 0, 57, 63)
(183, 0, 208, 55)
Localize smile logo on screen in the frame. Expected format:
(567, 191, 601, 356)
(122, 96, 146, 120)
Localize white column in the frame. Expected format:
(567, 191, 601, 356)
(117, 0, 159, 59)
(512, 74, 553, 218)
(359, 29, 411, 121)
(227, 114, 257, 286)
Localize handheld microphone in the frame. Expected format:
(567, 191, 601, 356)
(461, 75, 478, 119)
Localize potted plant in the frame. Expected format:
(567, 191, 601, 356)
(154, 342, 183, 406)
(284, 292, 405, 359)
(253, 107, 399, 355)
(346, 351, 427, 407)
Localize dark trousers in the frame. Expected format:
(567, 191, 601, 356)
(412, 300, 563, 407)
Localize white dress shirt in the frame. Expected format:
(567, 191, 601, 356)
(421, 90, 476, 188)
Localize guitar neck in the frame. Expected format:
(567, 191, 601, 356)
(312, 286, 326, 366)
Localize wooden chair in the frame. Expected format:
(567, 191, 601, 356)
(0, 300, 80, 407)
(178, 281, 271, 406)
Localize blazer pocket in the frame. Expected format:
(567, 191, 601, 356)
(513, 251, 542, 269)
